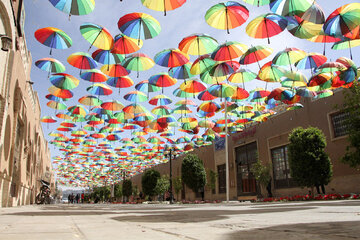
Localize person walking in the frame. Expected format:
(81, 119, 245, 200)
(76, 194, 80, 204)
(81, 192, 84, 203)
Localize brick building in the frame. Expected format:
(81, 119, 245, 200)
(0, 0, 53, 207)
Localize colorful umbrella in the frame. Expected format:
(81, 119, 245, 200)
(295, 52, 327, 72)
(141, 0, 186, 16)
(211, 41, 248, 61)
(286, 15, 322, 39)
(34, 27, 72, 54)
(35, 58, 65, 74)
(298, 1, 325, 24)
(239, 45, 273, 70)
(80, 69, 108, 83)
(208, 83, 236, 99)
(205, 1, 249, 34)
(50, 73, 80, 90)
(86, 83, 113, 96)
(80, 23, 114, 50)
(112, 34, 143, 54)
(323, 3, 360, 37)
(178, 34, 218, 56)
(101, 64, 130, 77)
(242, 0, 270, 7)
(246, 13, 287, 44)
(180, 79, 207, 94)
(78, 95, 102, 106)
(228, 68, 257, 86)
(154, 48, 189, 68)
(122, 53, 155, 77)
(48, 86, 74, 99)
(270, 0, 314, 17)
(272, 47, 306, 70)
(67, 52, 97, 72)
(168, 62, 194, 80)
(118, 12, 161, 44)
(149, 95, 172, 106)
(306, 29, 342, 55)
(106, 76, 134, 94)
(190, 54, 217, 75)
(135, 80, 161, 96)
(92, 49, 124, 65)
(124, 91, 148, 103)
(331, 39, 360, 60)
(149, 72, 177, 93)
(209, 61, 241, 77)
(48, 0, 95, 17)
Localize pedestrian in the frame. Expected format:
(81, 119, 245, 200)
(76, 194, 80, 204)
(68, 194, 71, 204)
(81, 192, 84, 203)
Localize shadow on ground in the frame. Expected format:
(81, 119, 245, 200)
(225, 221, 360, 240)
(111, 207, 315, 223)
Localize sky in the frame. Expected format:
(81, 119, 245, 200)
(23, 0, 360, 188)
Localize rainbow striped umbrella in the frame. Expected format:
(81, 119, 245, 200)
(118, 12, 161, 43)
(286, 15, 322, 40)
(178, 33, 218, 56)
(270, 0, 314, 17)
(78, 95, 102, 106)
(231, 86, 250, 102)
(190, 54, 217, 75)
(257, 61, 286, 82)
(86, 83, 113, 96)
(239, 45, 273, 70)
(211, 41, 248, 61)
(47, 100, 67, 110)
(122, 53, 155, 77)
(80, 23, 114, 50)
(67, 52, 97, 71)
(101, 100, 124, 111)
(141, 0, 186, 16)
(34, 27, 72, 54)
(168, 62, 194, 80)
(124, 91, 148, 103)
(35, 58, 65, 74)
(50, 73, 80, 90)
(41, 116, 57, 123)
(295, 52, 327, 72)
(106, 76, 134, 94)
(92, 49, 124, 65)
(205, 1, 249, 34)
(272, 47, 306, 70)
(48, 86, 74, 99)
(48, 0, 95, 17)
(246, 13, 287, 44)
(242, 0, 270, 7)
(180, 79, 207, 94)
(80, 69, 108, 83)
(154, 48, 189, 68)
(112, 34, 143, 54)
(149, 95, 172, 106)
(209, 61, 240, 77)
(149, 72, 177, 93)
(135, 80, 161, 96)
(101, 64, 130, 77)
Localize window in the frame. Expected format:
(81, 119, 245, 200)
(271, 146, 297, 188)
(217, 164, 226, 194)
(331, 111, 350, 138)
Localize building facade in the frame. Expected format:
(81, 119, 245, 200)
(130, 91, 360, 201)
(0, 0, 54, 207)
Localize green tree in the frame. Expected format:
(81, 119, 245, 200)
(173, 176, 183, 201)
(181, 154, 207, 194)
(341, 81, 360, 169)
(251, 158, 272, 197)
(114, 183, 123, 200)
(142, 169, 160, 198)
(206, 169, 218, 194)
(122, 179, 133, 199)
(288, 127, 333, 194)
(154, 175, 170, 200)
(132, 185, 139, 197)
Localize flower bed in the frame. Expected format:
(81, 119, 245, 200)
(261, 193, 360, 202)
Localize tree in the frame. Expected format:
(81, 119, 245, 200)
(288, 127, 333, 195)
(341, 81, 360, 169)
(206, 169, 218, 194)
(181, 154, 207, 197)
(142, 169, 160, 199)
(114, 184, 122, 200)
(251, 158, 272, 197)
(154, 175, 170, 200)
(173, 176, 183, 201)
(122, 179, 132, 201)
(132, 185, 139, 197)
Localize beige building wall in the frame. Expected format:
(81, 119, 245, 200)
(0, 0, 54, 207)
(129, 90, 360, 202)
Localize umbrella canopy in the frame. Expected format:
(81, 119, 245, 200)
(323, 3, 360, 37)
(209, 61, 241, 77)
(78, 95, 102, 106)
(107, 76, 134, 93)
(86, 83, 113, 96)
(35, 58, 66, 73)
(101, 64, 130, 77)
(80, 23, 114, 50)
(124, 91, 148, 103)
(286, 15, 322, 39)
(112, 34, 143, 54)
(246, 13, 288, 44)
(154, 48, 189, 68)
(208, 83, 236, 99)
(48, 86, 74, 99)
(190, 54, 217, 75)
(34, 27, 72, 54)
(118, 12, 161, 43)
(92, 49, 124, 65)
(205, 1, 250, 34)
(180, 79, 207, 94)
(149, 95, 172, 106)
(50, 73, 80, 90)
(239, 45, 273, 69)
(67, 52, 97, 70)
(48, 0, 95, 16)
(211, 41, 248, 61)
(178, 33, 218, 56)
(122, 53, 155, 77)
(270, 0, 315, 17)
(168, 62, 195, 79)
(80, 69, 108, 83)
(242, 0, 270, 7)
(141, 0, 186, 16)
(149, 72, 177, 93)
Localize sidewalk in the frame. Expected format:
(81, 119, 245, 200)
(0, 200, 359, 240)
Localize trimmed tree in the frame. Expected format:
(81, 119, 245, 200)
(154, 175, 170, 201)
(288, 127, 333, 195)
(181, 154, 207, 199)
(341, 81, 360, 169)
(251, 159, 272, 197)
(141, 169, 160, 199)
(173, 176, 183, 201)
(122, 179, 132, 202)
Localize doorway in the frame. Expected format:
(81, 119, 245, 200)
(235, 142, 257, 196)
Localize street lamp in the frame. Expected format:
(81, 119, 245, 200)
(0, 35, 12, 52)
(164, 144, 177, 204)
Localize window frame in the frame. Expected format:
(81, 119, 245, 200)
(271, 145, 297, 189)
(217, 164, 226, 194)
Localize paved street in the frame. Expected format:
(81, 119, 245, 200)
(0, 200, 359, 240)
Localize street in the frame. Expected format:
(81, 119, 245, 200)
(0, 200, 359, 240)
